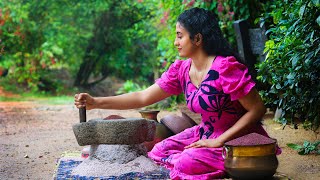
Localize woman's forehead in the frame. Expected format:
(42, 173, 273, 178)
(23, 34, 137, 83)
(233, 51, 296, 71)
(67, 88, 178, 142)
(176, 22, 186, 32)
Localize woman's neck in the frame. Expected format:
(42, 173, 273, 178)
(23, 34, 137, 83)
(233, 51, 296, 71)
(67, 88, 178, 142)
(189, 52, 216, 88)
(191, 53, 216, 71)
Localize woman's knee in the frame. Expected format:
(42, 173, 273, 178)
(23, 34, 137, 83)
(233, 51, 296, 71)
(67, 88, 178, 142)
(174, 151, 211, 175)
(174, 148, 224, 175)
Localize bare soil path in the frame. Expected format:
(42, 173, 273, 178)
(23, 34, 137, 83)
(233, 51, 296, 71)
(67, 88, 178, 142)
(0, 97, 319, 179)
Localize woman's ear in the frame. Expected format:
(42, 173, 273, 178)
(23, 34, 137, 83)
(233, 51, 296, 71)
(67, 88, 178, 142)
(194, 33, 202, 46)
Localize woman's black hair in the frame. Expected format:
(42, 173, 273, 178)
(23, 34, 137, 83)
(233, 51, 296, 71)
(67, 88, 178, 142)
(177, 7, 245, 65)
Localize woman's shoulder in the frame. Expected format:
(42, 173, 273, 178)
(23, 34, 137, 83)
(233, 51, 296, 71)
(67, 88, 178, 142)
(215, 56, 237, 65)
(214, 56, 246, 71)
(171, 59, 191, 68)
(167, 59, 191, 73)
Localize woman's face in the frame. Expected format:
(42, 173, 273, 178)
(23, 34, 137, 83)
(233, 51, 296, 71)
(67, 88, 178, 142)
(174, 22, 196, 58)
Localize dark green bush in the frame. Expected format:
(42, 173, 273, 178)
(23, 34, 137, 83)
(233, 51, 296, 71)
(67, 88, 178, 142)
(257, 0, 320, 130)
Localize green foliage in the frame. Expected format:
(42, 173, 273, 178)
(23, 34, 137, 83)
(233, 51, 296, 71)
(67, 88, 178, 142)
(0, 0, 162, 92)
(75, 0, 160, 87)
(0, 0, 266, 94)
(0, 0, 104, 92)
(287, 140, 320, 155)
(116, 80, 146, 95)
(115, 79, 180, 110)
(257, 0, 320, 130)
(216, 0, 264, 45)
(3, 0, 319, 127)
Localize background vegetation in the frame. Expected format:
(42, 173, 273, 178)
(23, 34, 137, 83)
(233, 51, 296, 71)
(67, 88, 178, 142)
(257, 0, 320, 130)
(0, 0, 319, 130)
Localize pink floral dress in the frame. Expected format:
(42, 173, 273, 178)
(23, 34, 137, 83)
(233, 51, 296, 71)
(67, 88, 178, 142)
(147, 56, 280, 180)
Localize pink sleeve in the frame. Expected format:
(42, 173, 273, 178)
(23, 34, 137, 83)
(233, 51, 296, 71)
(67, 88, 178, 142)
(219, 56, 255, 101)
(155, 60, 183, 95)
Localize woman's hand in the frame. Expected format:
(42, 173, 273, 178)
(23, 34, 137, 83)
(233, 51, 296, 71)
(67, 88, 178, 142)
(74, 93, 96, 110)
(185, 138, 224, 149)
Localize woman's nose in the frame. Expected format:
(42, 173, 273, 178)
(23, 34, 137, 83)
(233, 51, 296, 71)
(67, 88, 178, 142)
(174, 38, 178, 46)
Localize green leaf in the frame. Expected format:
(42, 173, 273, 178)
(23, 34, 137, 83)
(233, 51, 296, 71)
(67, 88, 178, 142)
(316, 15, 320, 26)
(312, 0, 320, 7)
(298, 150, 307, 155)
(291, 55, 299, 67)
(287, 143, 303, 150)
(52, 45, 63, 55)
(287, 73, 296, 79)
(299, 4, 306, 19)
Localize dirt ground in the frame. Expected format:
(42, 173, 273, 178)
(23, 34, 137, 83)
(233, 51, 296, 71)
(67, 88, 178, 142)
(0, 90, 319, 179)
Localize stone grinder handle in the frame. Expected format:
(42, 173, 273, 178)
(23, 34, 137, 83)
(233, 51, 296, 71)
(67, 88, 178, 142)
(79, 107, 86, 123)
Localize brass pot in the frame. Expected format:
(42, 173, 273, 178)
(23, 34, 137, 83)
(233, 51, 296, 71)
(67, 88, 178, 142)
(223, 143, 278, 179)
(139, 110, 160, 121)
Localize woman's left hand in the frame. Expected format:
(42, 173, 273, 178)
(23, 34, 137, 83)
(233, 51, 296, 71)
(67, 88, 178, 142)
(185, 139, 224, 149)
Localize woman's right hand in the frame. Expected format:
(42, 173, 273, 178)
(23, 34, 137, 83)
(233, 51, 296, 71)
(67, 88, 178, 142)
(74, 93, 96, 110)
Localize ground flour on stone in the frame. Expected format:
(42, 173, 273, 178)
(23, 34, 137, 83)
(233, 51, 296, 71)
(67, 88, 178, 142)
(71, 144, 160, 177)
(89, 144, 147, 164)
(71, 155, 160, 177)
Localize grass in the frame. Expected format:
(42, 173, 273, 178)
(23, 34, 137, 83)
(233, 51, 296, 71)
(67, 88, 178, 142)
(0, 78, 76, 105)
(29, 95, 74, 105)
(0, 93, 74, 105)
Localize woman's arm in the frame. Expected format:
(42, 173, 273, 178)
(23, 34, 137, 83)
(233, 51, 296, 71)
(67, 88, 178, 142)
(74, 84, 171, 110)
(185, 88, 266, 148)
(216, 88, 266, 144)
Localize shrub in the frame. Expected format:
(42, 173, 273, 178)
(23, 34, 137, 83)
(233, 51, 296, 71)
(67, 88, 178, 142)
(257, 0, 320, 130)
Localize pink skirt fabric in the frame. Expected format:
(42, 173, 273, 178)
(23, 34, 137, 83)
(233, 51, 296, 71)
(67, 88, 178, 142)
(147, 123, 281, 180)
(148, 126, 225, 180)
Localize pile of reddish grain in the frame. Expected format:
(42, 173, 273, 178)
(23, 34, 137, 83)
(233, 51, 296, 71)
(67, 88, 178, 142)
(225, 133, 276, 146)
(103, 115, 125, 120)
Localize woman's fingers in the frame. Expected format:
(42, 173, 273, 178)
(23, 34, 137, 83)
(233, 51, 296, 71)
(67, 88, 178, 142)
(74, 93, 88, 108)
(74, 93, 79, 100)
(75, 93, 87, 101)
(185, 139, 223, 149)
(74, 101, 85, 108)
(185, 139, 212, 149)
(184, 144, 192, 149)
(185, 141, 204, 149)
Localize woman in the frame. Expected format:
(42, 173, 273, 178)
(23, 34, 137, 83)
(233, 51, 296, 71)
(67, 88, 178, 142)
(75, 7, 280, 180)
